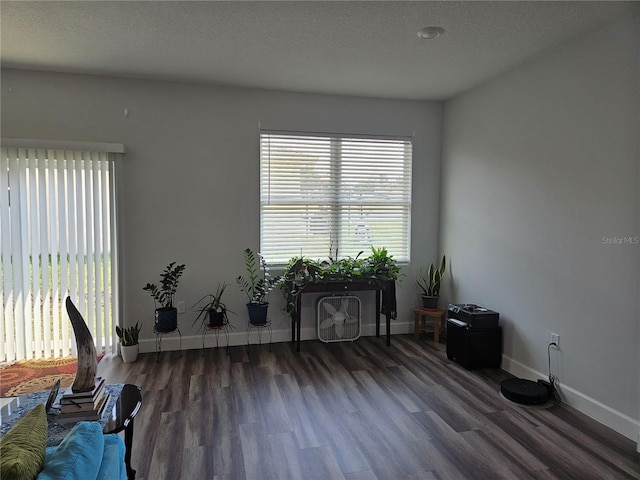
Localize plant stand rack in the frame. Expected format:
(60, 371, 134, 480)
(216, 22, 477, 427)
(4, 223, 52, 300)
(246, 321, 272, 353)
(153, 326, 182, 362)
(202, 324, 230, 356)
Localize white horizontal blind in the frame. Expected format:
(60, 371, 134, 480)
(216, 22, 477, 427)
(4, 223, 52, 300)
(261, 131, 412, 264)
(0, 146, 119, 362)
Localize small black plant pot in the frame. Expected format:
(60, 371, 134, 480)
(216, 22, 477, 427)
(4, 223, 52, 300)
(155, 307, 178, 332)
(421, 295, 439, 310)
(208, 310, 225, 327)
(246, 303, 269, 325)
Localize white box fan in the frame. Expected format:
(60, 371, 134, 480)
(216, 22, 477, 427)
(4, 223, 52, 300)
(317, 295, 361, 343)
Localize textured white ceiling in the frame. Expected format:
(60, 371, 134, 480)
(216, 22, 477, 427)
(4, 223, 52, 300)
(1, 1, 638, 100)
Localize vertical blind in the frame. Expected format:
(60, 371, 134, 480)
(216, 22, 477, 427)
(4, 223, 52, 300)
(260, 131, 412, 264)
(1, 144, 121, 362)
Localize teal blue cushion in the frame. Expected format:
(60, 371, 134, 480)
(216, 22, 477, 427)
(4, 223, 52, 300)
(37, 422, 104, 480)
(96, 434, 126, 480)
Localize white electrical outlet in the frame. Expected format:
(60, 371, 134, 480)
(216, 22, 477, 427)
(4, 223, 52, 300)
(550, 333, 559, 349)
(177, 301, 186, 314)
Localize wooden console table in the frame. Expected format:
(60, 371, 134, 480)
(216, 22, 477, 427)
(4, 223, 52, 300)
(290, 280, 394, 352)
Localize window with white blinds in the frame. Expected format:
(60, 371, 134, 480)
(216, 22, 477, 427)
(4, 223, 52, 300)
(1, 143, 121, 362)
(260, 131, 412, 265)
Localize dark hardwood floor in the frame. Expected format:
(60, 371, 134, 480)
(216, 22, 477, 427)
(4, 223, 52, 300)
(98, 334, 640, 480)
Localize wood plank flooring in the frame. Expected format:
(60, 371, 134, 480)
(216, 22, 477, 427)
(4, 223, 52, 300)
(98, 335, 640, 480)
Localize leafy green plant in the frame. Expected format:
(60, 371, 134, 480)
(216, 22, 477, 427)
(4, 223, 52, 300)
(365, 246, 400, 281)
(237, 249, 276, 304)
(191, 282, 235, 328)
(277, 245, 402, 316)
(277, 256, 322, 315)
(320, 252, 366, 282)
(143, 262, 186, 308)
(116, 322, 141, 346)
(417, 255, 446, 297)
(316, 246, 401, 283)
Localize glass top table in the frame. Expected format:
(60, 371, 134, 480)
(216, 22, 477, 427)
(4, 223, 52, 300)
(103, 384, 142, 480)
(1, 383, 142, 480)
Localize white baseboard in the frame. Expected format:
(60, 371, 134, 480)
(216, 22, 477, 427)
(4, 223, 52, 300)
(139, 320, 415, 353)
(501, 355, 640, 444)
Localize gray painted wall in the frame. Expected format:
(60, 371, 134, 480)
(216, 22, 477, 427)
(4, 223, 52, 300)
(2, 15, 637, 442)
(441, 17, 639, 440)
(1, 69, 443, 349)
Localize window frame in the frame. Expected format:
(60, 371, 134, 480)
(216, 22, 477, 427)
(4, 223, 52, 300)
(260, 130, 412, 265)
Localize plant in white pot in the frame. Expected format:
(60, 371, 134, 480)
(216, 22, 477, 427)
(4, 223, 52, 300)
(143, 262, 186, 333)
(417, 255, 446, 309)
(236, 248, 276, 325)
(116, 322, 141, 363)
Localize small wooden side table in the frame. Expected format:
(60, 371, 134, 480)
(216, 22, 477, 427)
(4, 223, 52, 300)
(414, 308, 446, 343)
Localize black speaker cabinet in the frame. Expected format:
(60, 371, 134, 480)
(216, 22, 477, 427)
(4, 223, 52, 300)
(446, 318, 502, 370)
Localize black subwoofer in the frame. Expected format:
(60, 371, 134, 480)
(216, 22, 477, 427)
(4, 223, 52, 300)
(446, 304, 502, 370)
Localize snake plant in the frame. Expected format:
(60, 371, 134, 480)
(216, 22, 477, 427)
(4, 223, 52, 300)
(116, 322, 141, 346)
(417, 255, 446, 297)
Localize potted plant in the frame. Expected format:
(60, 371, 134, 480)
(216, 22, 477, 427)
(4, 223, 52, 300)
(143, 262, 186, 332)
(192, 282, 234, 329)
(237, 248, 276, 324)
(277, 256, 322, 316)
(278, 246, 402, 317)
(116, 322, 141, 363)
(417, 255, 446, 309)
(364, 246, 401, 283)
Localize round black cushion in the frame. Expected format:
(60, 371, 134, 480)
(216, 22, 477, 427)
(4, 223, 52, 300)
(501, 378, 549, 405)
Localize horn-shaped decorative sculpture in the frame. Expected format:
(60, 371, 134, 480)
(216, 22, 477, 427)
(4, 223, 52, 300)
(66, 297, 97, 393)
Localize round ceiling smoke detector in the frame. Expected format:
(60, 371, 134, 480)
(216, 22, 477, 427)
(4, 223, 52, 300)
(417, 26, 445, 40)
